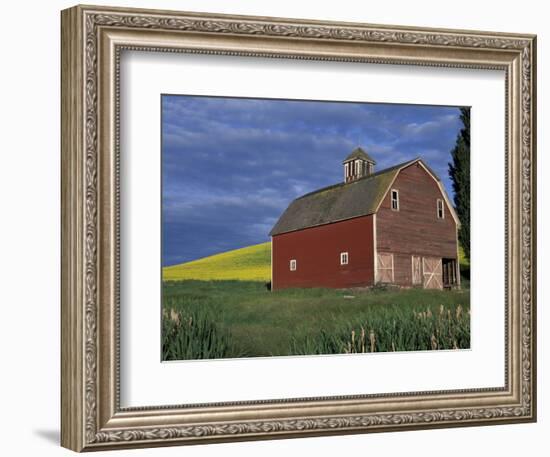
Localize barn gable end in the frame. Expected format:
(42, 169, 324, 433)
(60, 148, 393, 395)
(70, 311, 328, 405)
(375, 162, 459, 288)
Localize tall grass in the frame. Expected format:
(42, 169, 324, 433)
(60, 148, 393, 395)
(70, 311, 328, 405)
(290, 304, 470, 355)
(162, 300, 238, 360)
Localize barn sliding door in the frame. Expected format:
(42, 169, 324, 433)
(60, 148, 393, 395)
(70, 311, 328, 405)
(377, 253, 394, 283)
(422, 257, 442, 289)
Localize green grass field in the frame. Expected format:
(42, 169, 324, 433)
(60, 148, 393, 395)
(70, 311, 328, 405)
(162, 280, 470, 360)
(163, 242, 271, 282)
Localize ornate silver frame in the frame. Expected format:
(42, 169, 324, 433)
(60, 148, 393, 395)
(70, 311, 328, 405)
(61, 4, 536, 452)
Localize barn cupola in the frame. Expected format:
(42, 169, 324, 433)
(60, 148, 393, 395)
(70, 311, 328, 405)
(343, 147, 376, 183)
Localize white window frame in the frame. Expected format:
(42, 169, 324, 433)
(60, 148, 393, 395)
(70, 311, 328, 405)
(289, 259, 297, 271)
(344, 163, 349, 180)
(437, 198, 445, 219)
(391, 189, 399, 211)
(340, 252, 349, 265)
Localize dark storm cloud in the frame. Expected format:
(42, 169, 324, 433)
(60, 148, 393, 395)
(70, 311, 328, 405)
(162, 95, 462, 265)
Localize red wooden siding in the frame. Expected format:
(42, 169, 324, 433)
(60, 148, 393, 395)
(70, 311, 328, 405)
(272, 215, 375, 290)
(376, 163, 458, 286)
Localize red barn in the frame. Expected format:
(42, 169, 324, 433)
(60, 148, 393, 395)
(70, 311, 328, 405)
(269, 147, 460, 290)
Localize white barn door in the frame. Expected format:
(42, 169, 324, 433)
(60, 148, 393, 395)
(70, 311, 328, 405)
(422, 257, 443, 289)
(377, 253, 394, 283)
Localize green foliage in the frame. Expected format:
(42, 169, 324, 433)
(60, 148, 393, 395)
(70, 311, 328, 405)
(458, 245, 469, 268)
(459, 244, 470, 281)
(448, 107, 471, 260)
(162, 280, 470, 359)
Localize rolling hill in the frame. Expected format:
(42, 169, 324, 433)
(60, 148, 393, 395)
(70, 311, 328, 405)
(163, 241, 271, 282)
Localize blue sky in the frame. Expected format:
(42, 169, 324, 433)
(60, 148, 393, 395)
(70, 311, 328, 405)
(162, 95, 464, 266)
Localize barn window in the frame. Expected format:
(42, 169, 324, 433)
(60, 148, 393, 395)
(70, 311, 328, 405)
(437, 199, 445, 219)
(340, 252, 349, 265)
(391, 189, 399, 211)
(289, 259, 297, 271)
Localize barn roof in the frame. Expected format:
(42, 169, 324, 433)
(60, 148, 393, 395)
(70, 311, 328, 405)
(269, 158, 419, 236)
(342, 147, 376, 164)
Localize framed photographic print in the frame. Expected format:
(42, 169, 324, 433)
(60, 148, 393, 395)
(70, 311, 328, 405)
(61, 4, 537, 452)
(160, 95, 469, 361)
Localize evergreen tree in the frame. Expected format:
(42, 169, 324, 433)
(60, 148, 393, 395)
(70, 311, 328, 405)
(448, 107, 470, 260)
